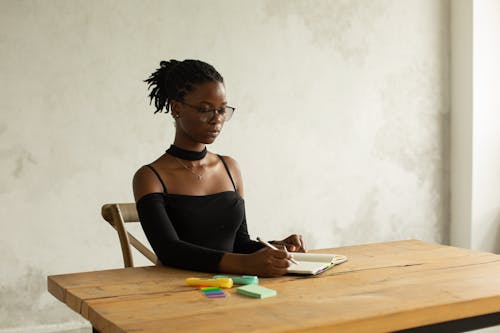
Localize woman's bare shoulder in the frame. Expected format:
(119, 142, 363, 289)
(217, 154, 241, 173)
(216, 154, 244, 195)
(132, 164, 164, 202)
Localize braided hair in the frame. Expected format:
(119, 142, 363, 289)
(144, 59, 224, 114)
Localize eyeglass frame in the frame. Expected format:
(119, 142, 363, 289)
(175, 100, 236, 122)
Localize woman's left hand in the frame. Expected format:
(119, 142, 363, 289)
(271, 234, 306, 252)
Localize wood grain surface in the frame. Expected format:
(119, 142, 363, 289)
(47, 240, 500, 333)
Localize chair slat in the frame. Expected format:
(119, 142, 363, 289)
(128, 233, 159, 265)
(101, 203, 158, 268)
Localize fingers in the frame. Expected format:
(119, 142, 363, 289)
(283, 234, 306, 253)
(267, 247, 289, 261)
(273, 247, 290, 260)
(271, 255, 290, 269)
(288, 235, 301, 251)
(297, 235, 307, 252)
(250, 247, 291, 277)
(266, 248, 290, 268)
(267, 255, 290, 277)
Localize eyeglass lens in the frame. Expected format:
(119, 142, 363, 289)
(200, 107, 234, 122)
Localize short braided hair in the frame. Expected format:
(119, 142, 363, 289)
(144, 59, 224, 114)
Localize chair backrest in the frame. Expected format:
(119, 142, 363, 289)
(101, 203, 159, 268)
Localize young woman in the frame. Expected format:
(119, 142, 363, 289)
(134, 59, 306, 277)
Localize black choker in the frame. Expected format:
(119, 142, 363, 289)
(166, 145, 207, 161)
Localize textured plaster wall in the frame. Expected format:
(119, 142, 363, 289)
(0, 0, 450, 331)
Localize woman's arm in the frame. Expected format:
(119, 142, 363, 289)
(134, 163, 293, 276)
(220, 156, 263, 252)
(232, 212, 266, 253)
(136, 192, 226, 271)
(219, 248, 291, 277)
(133, 166, 225, 272)
(137, 193, 290, 276)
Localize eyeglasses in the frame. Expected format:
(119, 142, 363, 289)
(177, 101, 235, 122)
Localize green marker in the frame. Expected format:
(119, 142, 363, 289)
(213, 275, 259, 285)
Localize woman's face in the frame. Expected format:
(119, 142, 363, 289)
(172, 81, 227, 145)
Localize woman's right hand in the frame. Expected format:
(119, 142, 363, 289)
(243, 247, 290, 277)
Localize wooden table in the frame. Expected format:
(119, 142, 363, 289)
(48, 240, 500, 332)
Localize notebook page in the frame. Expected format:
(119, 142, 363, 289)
(288, 261, 328, 274)
(292, 253, 335, 263)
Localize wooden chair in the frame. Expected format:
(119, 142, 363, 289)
(101, 203, 159, 267)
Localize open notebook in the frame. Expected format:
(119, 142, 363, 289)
(287, 253, 348, 275)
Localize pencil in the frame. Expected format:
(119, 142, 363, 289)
(257, 237, 298, 265)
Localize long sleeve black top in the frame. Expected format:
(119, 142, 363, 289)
(136, 158, 264, 272)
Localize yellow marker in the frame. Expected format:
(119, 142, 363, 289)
(185, 277, 233, 289)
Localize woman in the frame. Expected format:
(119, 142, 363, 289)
(134, 59, 306, 277)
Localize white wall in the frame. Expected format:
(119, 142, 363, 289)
(450, 0, 500, 256)
(450, 0, 473, 248)
(0, 1, 450, 331)
(472, 0, 500, 253)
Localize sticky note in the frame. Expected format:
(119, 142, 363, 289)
(200, 287, 226, 298)
(236, 284, 277, 299)
(203, 290, 224, 295)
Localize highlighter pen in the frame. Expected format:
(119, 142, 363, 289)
(185, 277, 233, 288)
(257, 237, 298, 265)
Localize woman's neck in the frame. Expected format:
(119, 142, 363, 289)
(172, 136, 206, 153)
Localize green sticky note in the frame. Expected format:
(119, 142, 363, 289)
(236, 284, 277, 299)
